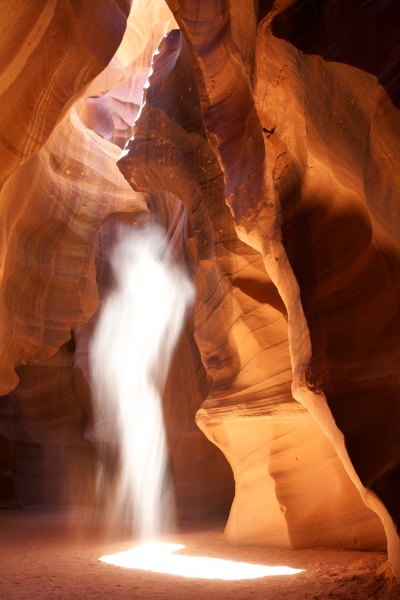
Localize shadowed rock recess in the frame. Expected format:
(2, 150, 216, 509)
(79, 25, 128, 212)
(0, 0, 399, 584)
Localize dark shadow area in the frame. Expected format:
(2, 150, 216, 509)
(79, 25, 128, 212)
(271, 0, 400, 107)
(232, 275, 287, 314)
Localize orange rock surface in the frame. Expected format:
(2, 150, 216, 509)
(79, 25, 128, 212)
(0, 0, 399, 584)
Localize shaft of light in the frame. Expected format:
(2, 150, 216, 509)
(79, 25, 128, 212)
(90, 223, 193, 539)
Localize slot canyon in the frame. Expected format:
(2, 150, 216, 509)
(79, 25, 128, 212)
(0, 1, 399, 598)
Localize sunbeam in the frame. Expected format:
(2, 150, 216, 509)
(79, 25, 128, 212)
(89, 224, 193, 538)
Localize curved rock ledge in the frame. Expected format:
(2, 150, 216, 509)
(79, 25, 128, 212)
(118, 20, 387, 555)
(0, 0, 131, 185)
(162, 0, 400, 580)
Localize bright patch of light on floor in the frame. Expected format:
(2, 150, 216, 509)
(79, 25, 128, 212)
(99, 542, 305, 580)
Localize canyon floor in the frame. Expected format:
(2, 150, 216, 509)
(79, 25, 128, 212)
(0, 507, 398, 600)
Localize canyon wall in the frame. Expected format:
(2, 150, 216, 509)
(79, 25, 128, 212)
(0, 0, 399, 581)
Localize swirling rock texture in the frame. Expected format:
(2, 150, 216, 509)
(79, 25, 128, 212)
(0, 339, 96, 506)
(0, 0, 149, 507)
(0, 0, 399, 585)
(148, 0, 397, 580)
(0, 0, 148, 394)
(0, 0, 233, 524)
(118, 23, 386, 553)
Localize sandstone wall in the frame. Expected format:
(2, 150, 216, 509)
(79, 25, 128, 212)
(0, 0, 399, 581)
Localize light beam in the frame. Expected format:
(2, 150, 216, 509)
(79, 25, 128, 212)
(90, 223, 193, 538)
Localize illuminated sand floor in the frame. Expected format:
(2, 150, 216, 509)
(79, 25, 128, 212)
(1, 507, 398, 599)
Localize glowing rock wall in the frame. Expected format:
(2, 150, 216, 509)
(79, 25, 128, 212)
(0, 0, 399, 582)
(0, 0, 233, 521)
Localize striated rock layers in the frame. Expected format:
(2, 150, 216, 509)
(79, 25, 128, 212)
(0, 0, 399, 583)
(119, 0, 399, 579)
(0, 0, 233, 522)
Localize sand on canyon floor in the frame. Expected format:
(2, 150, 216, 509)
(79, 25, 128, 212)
(0, 506, 399, 600)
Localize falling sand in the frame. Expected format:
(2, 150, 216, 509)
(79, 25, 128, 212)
(88, 223, 193, 539)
